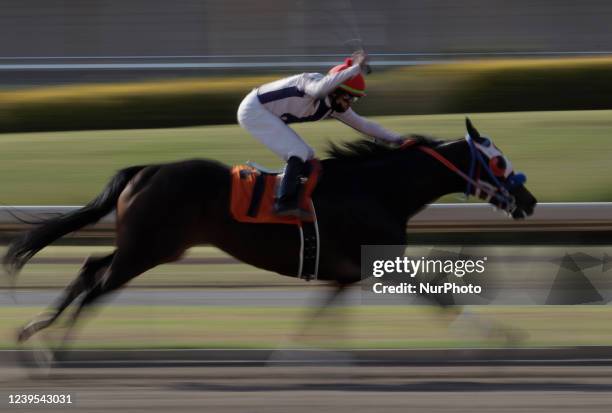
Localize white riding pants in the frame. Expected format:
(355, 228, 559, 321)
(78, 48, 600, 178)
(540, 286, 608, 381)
(237, 89, 315, 162)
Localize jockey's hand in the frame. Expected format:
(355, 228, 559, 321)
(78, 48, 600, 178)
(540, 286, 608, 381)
(352, 50, 370, 73)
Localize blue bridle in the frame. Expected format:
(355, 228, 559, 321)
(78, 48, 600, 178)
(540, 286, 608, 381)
(416, 133, 527, 214)
(464, 133, 527, 212)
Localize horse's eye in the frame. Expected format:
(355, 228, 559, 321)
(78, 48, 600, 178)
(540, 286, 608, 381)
(489, 156, 506, 177)
(479, 137, 491, 147)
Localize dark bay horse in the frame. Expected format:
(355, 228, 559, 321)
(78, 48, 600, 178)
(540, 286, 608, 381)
(4, 119, 536, 344)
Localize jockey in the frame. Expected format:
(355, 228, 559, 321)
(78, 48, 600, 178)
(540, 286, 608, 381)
(237, 51, 403, 216)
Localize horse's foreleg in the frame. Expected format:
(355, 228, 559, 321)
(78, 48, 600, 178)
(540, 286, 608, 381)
(17, 253, 115, 344)
(294, 282, 351, 345)
(450, 307, 528, 346)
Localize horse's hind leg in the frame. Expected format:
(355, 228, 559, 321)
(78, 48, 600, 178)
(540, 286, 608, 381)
(17, 253, 115, 344)
(59, 250, 160, 346)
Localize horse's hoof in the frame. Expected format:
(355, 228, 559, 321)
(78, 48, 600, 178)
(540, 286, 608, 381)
(17, 334, 56, 378)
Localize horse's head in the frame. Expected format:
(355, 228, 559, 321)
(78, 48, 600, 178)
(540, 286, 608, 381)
(462, 118, 537, 219)
(324, 124, 537, 220)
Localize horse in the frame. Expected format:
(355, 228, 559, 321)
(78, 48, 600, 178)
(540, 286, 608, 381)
(4, 118, 536, 345)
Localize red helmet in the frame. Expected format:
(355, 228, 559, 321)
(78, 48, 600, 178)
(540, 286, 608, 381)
(328, 58, 366, 97)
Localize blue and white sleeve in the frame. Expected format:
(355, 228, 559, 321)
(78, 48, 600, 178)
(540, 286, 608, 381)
(332, 109, 403, 143)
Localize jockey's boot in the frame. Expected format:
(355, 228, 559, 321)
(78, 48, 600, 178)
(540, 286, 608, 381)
(274, 156, 307, 217)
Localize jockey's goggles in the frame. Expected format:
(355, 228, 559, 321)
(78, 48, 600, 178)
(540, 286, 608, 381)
(339, 93, 360, 103)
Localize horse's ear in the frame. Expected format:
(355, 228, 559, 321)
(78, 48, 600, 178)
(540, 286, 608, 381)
(465, 117, 481, 139)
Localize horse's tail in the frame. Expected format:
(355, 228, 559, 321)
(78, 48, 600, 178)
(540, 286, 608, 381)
(3, 165, 147, 276)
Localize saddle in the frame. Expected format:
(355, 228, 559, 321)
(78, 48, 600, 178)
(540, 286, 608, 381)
(230, 159, 321, 225)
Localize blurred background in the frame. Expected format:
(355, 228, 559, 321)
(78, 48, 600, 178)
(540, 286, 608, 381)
(1, 0, 612, 353)
(2, 0, 612, 204)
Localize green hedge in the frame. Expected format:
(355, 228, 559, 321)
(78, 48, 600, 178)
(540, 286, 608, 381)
(2, 57, 612, 132)
(358, 58, 612, 116)
(0, 78, 274, 132)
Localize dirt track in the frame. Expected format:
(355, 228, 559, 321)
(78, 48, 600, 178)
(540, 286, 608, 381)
(2, 365, 612, 412)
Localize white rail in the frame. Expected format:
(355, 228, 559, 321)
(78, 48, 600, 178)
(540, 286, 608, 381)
(0, 203, 610, 236)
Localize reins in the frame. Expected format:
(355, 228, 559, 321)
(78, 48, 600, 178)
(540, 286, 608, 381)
(401, 137, 516, 211)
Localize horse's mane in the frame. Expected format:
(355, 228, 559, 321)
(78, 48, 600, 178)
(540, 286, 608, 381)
(326, 135, 444, 162)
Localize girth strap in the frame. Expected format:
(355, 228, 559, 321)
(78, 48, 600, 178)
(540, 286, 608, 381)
(246, 172, 266, 218)
(297, 200, 320, 280)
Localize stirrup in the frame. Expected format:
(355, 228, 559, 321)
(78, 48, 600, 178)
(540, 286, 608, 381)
(274, 199, 310, 219)
(275, 207, 311, 219)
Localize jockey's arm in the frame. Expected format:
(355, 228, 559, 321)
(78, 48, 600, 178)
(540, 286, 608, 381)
(332, 108, 404, 144)
(301, 65, 363, 98)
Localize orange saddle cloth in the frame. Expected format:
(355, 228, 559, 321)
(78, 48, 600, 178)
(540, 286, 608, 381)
(230, 160, 321, 225)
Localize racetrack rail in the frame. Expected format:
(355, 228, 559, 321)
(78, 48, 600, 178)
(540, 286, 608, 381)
(1, 203, 611, 245)
(4, 347, 612, 368)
